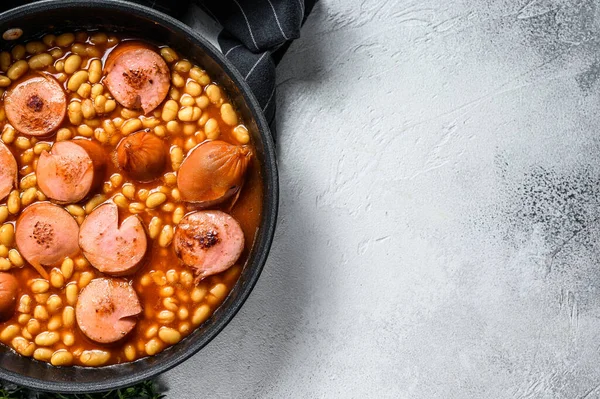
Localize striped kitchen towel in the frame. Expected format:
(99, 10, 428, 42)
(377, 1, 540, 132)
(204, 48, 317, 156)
(197, 0, 318, 133)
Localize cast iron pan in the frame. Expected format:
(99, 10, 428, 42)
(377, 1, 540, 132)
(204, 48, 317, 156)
(0, 0, 278, 393)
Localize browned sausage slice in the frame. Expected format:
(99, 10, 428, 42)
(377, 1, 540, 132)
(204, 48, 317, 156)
(0, 273, 18, 322)
(15, 202, 79, 277)
(177, 141, 252, 207)
(79, 201, 147, 276)
(173, 210, 244, 281)
(4, 74, 66, 136)
(116, 131, 167, 182)
(37, 140, 105, 204)
(0, 142, 17, 201)
(75, 278, 142, 344)
(104, 42, 170, 114)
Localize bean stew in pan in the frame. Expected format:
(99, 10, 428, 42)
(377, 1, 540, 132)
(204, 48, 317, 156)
(0, 31, 262, 367)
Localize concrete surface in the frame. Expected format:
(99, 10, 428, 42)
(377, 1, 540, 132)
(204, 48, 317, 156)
(165, 1, 600, 397)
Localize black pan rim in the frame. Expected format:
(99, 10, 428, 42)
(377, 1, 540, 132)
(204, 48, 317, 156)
(0, 0, 279, 393)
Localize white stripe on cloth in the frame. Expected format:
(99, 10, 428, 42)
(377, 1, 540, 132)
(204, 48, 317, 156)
(262, 86, 276, 111)
(233, 0, 260, 50)
(245, 52, 269, 80)
(267, 0, 289, 41)
(225, 44, 244, 57)
(297, 0, 305, 19)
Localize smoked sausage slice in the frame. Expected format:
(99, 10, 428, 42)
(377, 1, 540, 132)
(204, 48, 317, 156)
(79, 201, 147, 276)
(75, 278, 142, 344)
(15, 202, 79, 276)
(4, 74, 66, 136)
(173, 210, 244, 281)
(177, 141, 252, 207)
(0, 273, 18, 322)
(0, 142, 17, 201)
(116, 131, 167, 182)
(37, 140, 105, 204)
(104, 42, 170, 114)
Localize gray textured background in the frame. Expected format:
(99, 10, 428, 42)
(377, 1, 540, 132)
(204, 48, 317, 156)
(164, 0, 600, 397)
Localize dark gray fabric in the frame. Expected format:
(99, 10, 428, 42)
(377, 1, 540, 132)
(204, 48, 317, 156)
(0, 0, 318, 136)
(199, 0, 318, 130)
